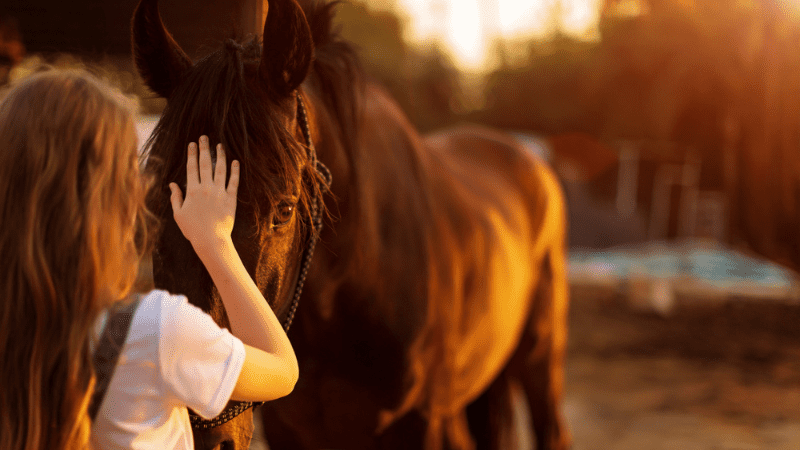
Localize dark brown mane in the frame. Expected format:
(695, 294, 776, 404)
(302, 0, 363, 150)
(298, 2, 437, 322)
(143, 37, 324, 232)
(295, 1, 458, 434)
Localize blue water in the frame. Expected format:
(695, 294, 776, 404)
(569, 240, 796, 289)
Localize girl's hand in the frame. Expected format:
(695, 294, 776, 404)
(169, 136, 240, 257)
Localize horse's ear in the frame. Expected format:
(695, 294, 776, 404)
(259, 0, 315, 96)
(131, 0, 192, 99)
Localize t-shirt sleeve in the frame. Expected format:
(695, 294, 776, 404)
(157, 292, 245, 420)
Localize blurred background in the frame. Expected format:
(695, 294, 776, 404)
(5, 0, 800, 448)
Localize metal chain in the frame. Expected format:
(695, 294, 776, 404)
(189, 401, 254, 429)
(281, 93, 330, 332)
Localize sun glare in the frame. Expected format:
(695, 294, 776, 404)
(498, 0, 555, 38)
(561, 0, 602, 39)
(391, 0, 603, 73)
(446, 0, 485, 72)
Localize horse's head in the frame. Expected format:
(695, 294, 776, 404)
(134, 0, 326, 323)
(132, 0, 327, 445)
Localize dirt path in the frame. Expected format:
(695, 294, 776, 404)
(565, 285, 800, 450)
(252, 284, 800, 449)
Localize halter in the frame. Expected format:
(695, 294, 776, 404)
(189, 92, 331, 429)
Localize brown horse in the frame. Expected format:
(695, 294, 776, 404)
(132, 0, 571, 449)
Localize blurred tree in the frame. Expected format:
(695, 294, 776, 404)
(478, 34, 602, 135)
(474, 0, 800, 256)
(598, 0, 800, 266)
(335, 1, 464, 131)
(722, 0, 800, 270)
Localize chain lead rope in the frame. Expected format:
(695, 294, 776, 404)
(190, 92, 330, 429)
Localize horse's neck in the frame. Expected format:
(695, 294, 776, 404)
(313, 81, 432, 247)
(306, 83, 431, 338)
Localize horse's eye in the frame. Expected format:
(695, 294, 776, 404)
(272, 202, 295, 228)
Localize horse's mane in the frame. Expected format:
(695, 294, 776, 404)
(302, 0, 362, 152)
(143, 26, 331, 233)
(300, 2, 436, 322)
(300, 2, 455, 438)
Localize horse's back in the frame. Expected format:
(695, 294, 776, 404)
(424, 123, 565, 264)
(421, 124, 567, 408)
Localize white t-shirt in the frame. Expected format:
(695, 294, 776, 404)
(90, 289, 246, 450)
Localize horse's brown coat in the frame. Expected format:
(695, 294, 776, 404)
(263, 81, 571, 449)
(132, 1, 571, 449)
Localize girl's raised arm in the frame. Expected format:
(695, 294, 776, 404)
(168, 136, 298, 401)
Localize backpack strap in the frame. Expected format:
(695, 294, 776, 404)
(89, 295, 141, 421)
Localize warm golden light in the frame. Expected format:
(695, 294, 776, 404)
(387, 0, 603, 72)
(560, 0, 602, 37)
(445, 0, 485, 72)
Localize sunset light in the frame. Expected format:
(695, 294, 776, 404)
(387, 0, 603, 72)
(445, 0, 484, 71)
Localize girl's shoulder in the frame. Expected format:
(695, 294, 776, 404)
(93, 290, 192, 340)
(118, 289, 196, 342)
(130, 290, 232, 361)
(138, 289, 207, 325)
(141, 289, 218, 331)
(139, 289, 187, 310)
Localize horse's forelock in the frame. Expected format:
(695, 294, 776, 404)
(144, 39, 315, 232)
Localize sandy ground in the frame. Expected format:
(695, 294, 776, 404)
(250, 283, 800, 449)
(565, 284, 800, 450)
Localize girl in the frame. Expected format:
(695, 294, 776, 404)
(0, 69, 298, 450)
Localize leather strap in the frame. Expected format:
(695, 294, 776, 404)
(89, 295, 141, 421)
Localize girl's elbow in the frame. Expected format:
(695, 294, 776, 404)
(286, 357, 299, 392)
(275, 367, 298, 399)
(274, 356, 299, 399)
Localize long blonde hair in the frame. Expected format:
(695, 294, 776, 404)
(0, 69, 152, 450)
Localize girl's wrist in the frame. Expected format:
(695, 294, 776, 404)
(193, 234, 236, 264)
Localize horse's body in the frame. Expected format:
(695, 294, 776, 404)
(261, 84, 570, 449)
(133, 1, 570, 449)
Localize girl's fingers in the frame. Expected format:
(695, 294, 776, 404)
(215, 143, 227, 186)
(186, 142, 199, 189)
(198, 136, 213, 184)
(228, 160, 240, 195)
(169, 183, 184, 211)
